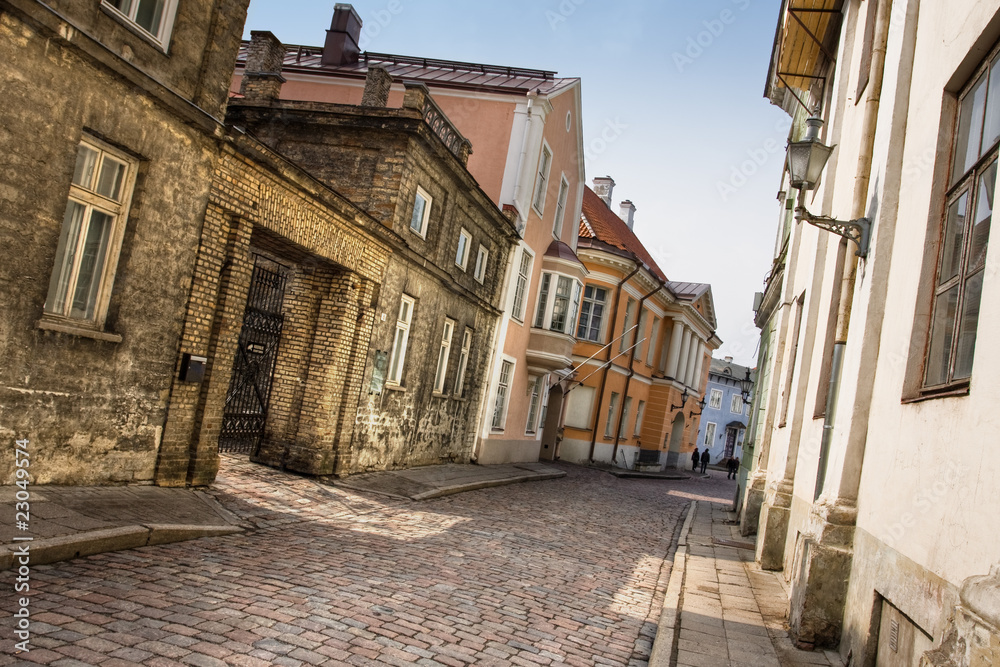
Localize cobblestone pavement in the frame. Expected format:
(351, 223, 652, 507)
(1, 458, 734, 666)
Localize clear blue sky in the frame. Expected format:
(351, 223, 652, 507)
(241, 0, 790, 366)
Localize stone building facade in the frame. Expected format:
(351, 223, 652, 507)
(229, 5, 588, 467)
(228, 31, 518, 475)
(744, 0, 1000, 664)
(0, 0, 250, 485)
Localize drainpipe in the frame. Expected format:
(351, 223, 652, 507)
(511, 90, 537, 227)
(611, 277, 667, 465)
(814, 0, 891, 500)
(588, 262, 641, 462)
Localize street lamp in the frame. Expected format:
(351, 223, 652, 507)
(787, 117, 872, 258)
(739, 368, 754, 406)
(671, 388, 707, 415)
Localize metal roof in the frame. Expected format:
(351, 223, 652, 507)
(236, 43, 578, 96)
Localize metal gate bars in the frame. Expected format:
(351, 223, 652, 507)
(218, 257, 287, 454)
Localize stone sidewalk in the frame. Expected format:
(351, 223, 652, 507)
(649, 501, 846, 667)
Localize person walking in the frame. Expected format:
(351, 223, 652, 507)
(727, 456, 740, 479)
(700, 448, 710, 474)
(691, 448, 700, 471)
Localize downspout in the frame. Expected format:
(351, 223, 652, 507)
(611, 276, 667, 465)
(511, 90, 538, 225)
(588, 262, 641, 462)
(815, 0, 891, 500)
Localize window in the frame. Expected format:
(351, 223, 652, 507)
(923, 50, 999, 389)
(409, 186, 431, 237)
(102, 0, 179, 47)
(634, 400, 646, 437)
(647, 317, 661, 367)
(604, 392, 620, 438)
(511, 249, 533, 321)
(492, 360, 515, 430)
(433, 319, 455, 393)
(709, 389, 723, 410)
(453, 328, 472, 397)
(386, 295, 415, 385)
(618, 396, 632, 439)
(620, 298, 636, 352)
(534, 272, 582, 334)
(577, 285, 608, 342)
(552, 176, 570, 238)
(633, 310, 649, 359)
(526, 376, 542, 434)
(704, 422, 717, 447)
(730, 393, 744, 415)
(533, 144, 552, 213)
(455, 229, 472, 270)
(45, 137, 137, 327)
(474, 246, 488, 283)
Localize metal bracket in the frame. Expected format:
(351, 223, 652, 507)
(796, 207, 871, 258)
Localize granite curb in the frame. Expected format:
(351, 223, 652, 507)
(0, 523, 242, 570)
(410, 471, 567, 500)
(649, 500, 698, 667)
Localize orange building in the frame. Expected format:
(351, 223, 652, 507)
(230, 5, 587, 466)
(558, 180, 722, 469)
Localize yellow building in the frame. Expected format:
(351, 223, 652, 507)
(558, 180, 721, 469)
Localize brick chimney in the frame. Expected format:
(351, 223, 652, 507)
(619, 200, 636, 230)
(240, 31, 286, 102)
(592, 176, 615, 208)
(322, 4, 362, 66)
(361, 67, 392, 107)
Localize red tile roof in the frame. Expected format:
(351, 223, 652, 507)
(579, 186, 668, 282)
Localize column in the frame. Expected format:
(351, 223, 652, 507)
(685, 337, 700, 387)
(665, 320, 685, 378)
(691, 345, 705, 392)
(675, 328, 693, 383)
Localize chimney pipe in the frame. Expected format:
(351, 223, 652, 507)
(619, 200, 636, 230)
(592, 176, 615, 208)
(322, 4, 363, 66)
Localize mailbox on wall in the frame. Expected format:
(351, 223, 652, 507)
(179, 353, 208, 383)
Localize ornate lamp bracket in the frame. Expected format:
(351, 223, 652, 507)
(796, 207, 871, 258)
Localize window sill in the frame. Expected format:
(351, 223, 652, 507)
(901, 383, 970, 404)
(37, 318, 123, 343)
(383, 383, 405, 393)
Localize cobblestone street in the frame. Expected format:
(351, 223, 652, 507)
(2, 458, 734, 666)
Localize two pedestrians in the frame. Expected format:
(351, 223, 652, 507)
(727, 456, 740, 479)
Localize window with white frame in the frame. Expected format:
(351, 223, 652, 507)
(634, 400, 646, 437)
(618, 396, 632, 439)
(45, 137, 137, 327)
(922, 46, 999, 390)
(576, 284, 608, 342)
(633, 310, 649, 359)
(102, 0, 179, 48)
(604, 392, 620, 438)
(474, 246, 488, 283)
(532, 144, 552, 213)
(510, 249, 533, 321)
(534, 272, 582, 335)
(620, 298, 636, 352)
(453, 328, 472, 397)
(525, 375, 542, 435)
(433, 319, 455, 393)
(704, 422, 717, 446)
(552, 176, 570, 238)
(386, 295, 415, 385)
(709, 388, 723, 409)
(730, 393, 744, 415)
(455, 229, 472, 270)
(647, 317, 661, 367)
(409, 186, 431, 237)
(492, 359, 514, 430)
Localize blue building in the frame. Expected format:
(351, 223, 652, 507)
(695, 357, 752, 466)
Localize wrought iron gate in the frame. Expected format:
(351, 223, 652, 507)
(218, 258, 287, 454)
